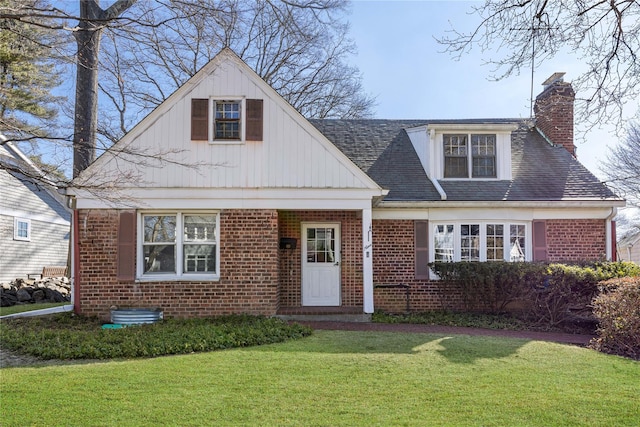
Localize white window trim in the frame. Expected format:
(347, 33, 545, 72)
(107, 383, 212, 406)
(209, 97, 246, 144)
(14, 217, 31, 241)
(429, 128, 513, 180)
(137, 211, 220, 282)
(429, 221, 531, 279)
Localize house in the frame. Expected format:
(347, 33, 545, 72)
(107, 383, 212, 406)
(618, 228, 640, 264)
(0, 136, 71, 283)
(66, 48, 624, 319)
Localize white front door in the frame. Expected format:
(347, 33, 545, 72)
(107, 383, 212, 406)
(302, 223, 341, 306)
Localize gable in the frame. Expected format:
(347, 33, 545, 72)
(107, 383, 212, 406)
(72, 49, 381, 204)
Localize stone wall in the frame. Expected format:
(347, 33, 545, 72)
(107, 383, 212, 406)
(1, 277, 71, 307)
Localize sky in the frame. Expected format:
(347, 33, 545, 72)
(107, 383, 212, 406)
(344, 0, 631, 181)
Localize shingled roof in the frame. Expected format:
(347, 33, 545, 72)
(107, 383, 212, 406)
(309, 119, 620, 203)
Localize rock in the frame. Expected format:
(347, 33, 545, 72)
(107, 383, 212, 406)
(0, 277, 71, 307)
(1, 289, 18, 307)
(32, 289, 46, 302)
(16, 288, 32, 303)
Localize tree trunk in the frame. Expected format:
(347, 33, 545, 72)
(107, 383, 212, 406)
(73, 0, 103, 178)
(72, 0, 136, 178)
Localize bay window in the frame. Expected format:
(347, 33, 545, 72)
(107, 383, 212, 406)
(431, 222, 528, 263)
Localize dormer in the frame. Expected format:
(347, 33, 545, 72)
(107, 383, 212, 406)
(406, 122, 519, 181)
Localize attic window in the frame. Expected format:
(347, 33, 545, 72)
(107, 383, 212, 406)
(443, 134, 496, 178)
(191, 98, 263, 142)
(215, 101, 240, 140)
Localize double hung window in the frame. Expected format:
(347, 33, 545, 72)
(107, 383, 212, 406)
(14, 218, 30, 241)
(141, 212, 219, 279)
(214, 101, 241, 140)
(444, 134, 496, 178)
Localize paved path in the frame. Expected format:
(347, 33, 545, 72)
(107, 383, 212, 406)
(296, 321, 595, 346)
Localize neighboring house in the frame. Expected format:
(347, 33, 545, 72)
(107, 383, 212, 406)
(67, 48, 624, 319)
(617, 228, 640, 264)
(0, 136, 71, 283)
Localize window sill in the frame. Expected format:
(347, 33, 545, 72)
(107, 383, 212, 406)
(136, 275, 220, 283)
(208, 139, 244, 145)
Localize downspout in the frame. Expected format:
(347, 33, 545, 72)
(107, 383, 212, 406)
(68, 197, 81, 314)
(605, 207, 617, 261)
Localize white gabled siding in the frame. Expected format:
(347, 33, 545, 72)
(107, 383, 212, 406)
(82, 52, 375, 195)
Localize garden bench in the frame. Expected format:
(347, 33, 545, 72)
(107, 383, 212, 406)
(27, 266, 68, 280)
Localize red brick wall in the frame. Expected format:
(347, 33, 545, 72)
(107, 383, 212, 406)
(76, 209, 279, 320)
(372, 218, 608, 313)
(372, 220, 461, 313)
(545, 218, 606, 261)
(278, 211, 362, 308)
(534, 81, 575, 156)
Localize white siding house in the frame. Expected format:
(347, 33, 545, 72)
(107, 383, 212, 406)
(0, 140, 70, 282)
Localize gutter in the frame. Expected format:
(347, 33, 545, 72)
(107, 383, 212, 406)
(377, 199, 627, 209)
(606, 207, 617, 261)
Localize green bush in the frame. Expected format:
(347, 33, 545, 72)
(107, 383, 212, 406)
(430, 261, 545, 313)
(0, 313, 312, 360)
(430, 261, 639, 330)
(524, 262, 640, 328)
(590, 277, 640, 360)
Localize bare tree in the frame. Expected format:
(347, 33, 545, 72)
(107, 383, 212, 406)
(437, 0, 640, 134)
(602, 122, 640, 208)
(96, 0, 374, 143)
(2, 0, 373, 190)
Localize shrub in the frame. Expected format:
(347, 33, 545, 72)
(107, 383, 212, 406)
(523, 262, 640, 329)
(0, 313, 312, 360)
(590, 277, 640, 360)
(430, 261, 639, 331)
(430, 261, 545, 313)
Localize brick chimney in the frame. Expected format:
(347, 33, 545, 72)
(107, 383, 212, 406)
(534, 72, 576, 157)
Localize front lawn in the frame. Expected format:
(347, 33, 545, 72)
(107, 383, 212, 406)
(2, 330, 638, 426)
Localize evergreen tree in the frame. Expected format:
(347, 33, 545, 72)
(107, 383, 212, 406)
(0, 0, 63, 142)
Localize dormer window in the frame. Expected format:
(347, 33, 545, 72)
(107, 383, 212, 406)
(444, 134, 496, 178)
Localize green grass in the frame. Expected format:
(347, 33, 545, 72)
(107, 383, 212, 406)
(0, 302, 68, 317)
(2, 330, 638, 426)
(373, 310, 529, 329)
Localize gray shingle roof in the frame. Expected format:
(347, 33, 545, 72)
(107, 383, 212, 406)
(309, 119, 620, 202)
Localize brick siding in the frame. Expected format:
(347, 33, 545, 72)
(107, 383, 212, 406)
(76, 209, 279, 320)
(372, 219, 462, 313)
(545, 219, 606, 261)
(534, 81, 576, 156)
(278, 210, 362, 308)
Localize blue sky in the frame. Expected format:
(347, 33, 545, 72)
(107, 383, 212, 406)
(345, 0, 621, 179)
